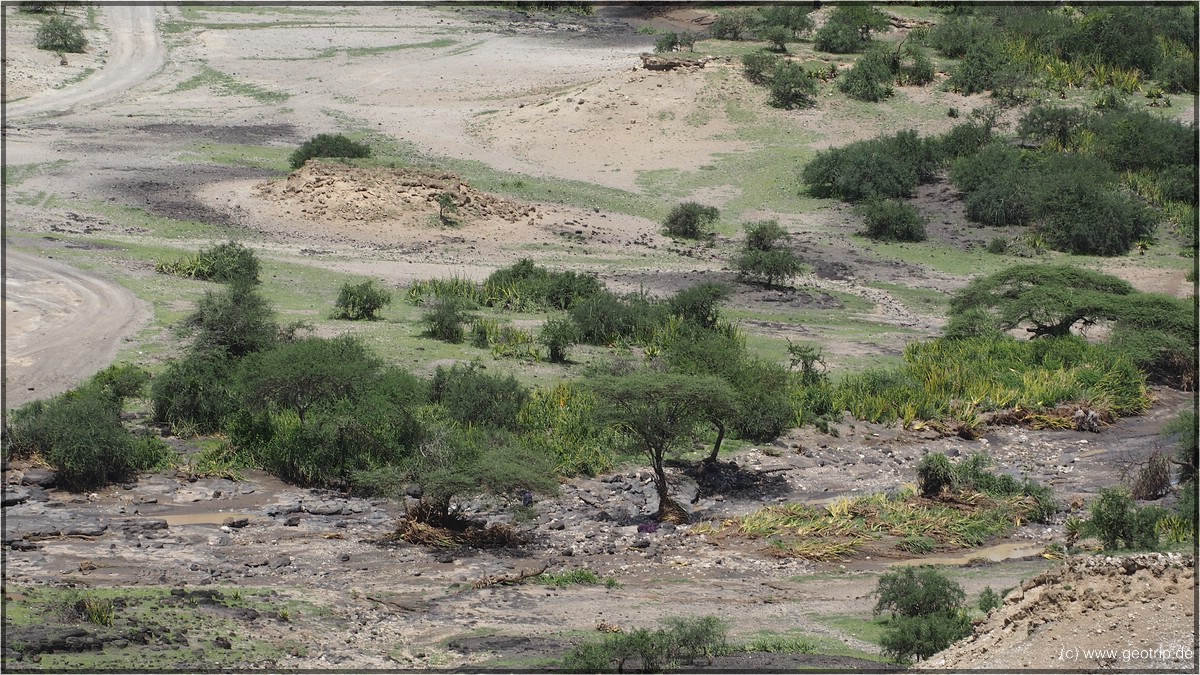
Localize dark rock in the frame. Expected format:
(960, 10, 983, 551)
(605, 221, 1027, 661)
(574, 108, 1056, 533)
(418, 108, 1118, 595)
(63, 522, 107, 537)
(548, 521, 565, 531)
(3, 485, 32, 507)
(305, 502, 343, 516)
(403, 484, 423, 498)
(631, 538, 651, 549)
(214, 636, 232, 650)
(10, 540, 41, 551)
(433, 551, 455, 564)
(270, 556, 291, 569)
(20, 469, 57, 488)
(244, 558, 269, 568)
(284, 515, 302, 527)
(222, 517, 250, 529)
(338, 553, 351, 563)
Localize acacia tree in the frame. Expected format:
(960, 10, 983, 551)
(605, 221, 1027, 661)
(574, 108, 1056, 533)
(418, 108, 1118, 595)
(589, 372, 735, 522)
(948, 264, 1195, 387)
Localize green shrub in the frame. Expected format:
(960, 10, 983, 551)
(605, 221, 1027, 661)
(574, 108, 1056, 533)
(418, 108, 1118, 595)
(947, 39, 1010, 95)
(814, 18, 866, 54)
(234, 336, 383, 422)
(36, 14, 87, 53)
(1155, 52, 1198, 93)
(977, 587, 1003, 613)
(6, 387, 174, 491)
(729, 359, 794, 442)
(839, 47, 894, 102)
(288, 133, 371, 170)
(735, 250, 802, 287)
(183, 281, 279, 358)
(873, 566, 967, 619)
(431, 362, 530, 431)
(897, 45, 936, 86)
(709, 10, 751, 40)
(916, 453, 956, 498)
(756, 24, 792, 52)
(858, 198, 926, 242)
(570, 290, 667, 346)
(937, 120, 995, 161)
(518, 382, 619, 476)
(151, 353, 236, 435)
(663, 202, 719, 239)
(421, 296, 469, 343)
(755, 5, 814, 38)
(333, 280, 392, 320)
(91, 363, 150, 402)
(653, 32, 679, 53)
(1017, 105, 1088, 149)
(802, 130, 940, 202)
(539, 316, 579, 363)
(986, 237, 1009, 254)
(1085, 487, 1162, 550)
(1086, 108, 1196, 173)
(156, 241, 260, 284)
(880, 611, 972, 663)
(740, 50, 779, 84)
(929, 14, 994, 58)
(561, 616, 729, 673)
(483, 258, 603, 311)
(767, 60, 817, 109)
(667, 282, 730, 329)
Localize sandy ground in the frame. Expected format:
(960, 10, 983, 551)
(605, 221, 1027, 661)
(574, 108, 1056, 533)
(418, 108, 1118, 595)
(2, 3, 1196, 671)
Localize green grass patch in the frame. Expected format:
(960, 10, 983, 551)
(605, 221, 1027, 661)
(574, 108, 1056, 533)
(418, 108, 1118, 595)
(812, 614, 889, 647)
(3, 585, 318, 670)
(4, 160, 71, 187)
(856, 236, 1020, 277)
(699, 486, 1050, 561)
(56, 67, 95, 89)
(315, 38, 458, 59)
(179, 143, 292, 172)
(173, 65, 289, 104)
(865, 281, 949, 312)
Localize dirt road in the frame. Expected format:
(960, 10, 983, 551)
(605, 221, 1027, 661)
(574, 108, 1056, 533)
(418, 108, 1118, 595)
(5, 5, 164, 120)
(3, 251, 149, 408)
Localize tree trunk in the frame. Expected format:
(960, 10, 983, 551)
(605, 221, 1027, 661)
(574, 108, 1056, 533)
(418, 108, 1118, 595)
(702, 420, 726, 468)
(651, 465, 689, 524)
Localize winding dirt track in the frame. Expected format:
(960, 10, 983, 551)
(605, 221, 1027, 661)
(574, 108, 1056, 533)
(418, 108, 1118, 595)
(4, 6, 162, 409)
(4, 5, 164, 119)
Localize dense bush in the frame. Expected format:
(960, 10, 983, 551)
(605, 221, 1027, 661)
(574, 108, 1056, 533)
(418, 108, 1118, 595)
(663, 202, 719, 239)
(756, 24, 792, 52)
(740, 50, 779, 84)
(802, 130, 940, 202)
(570, 290, 667, 345)
(1085, 487, 1164, 550)
(288, 133, 371, 170)
(667, 282, 730, 330)
(151, 352, 236, 435)
(183, 280, 279, 358)
(517, 382, 621, 476)
(709, 10, 752, 40)
(539, 316, 579, 363)
(873, 566, 972, 663)
(734, 220, 803, 286)
(1085, 108, 1196, 173)
(839, 47, 894, 102)
(36, 14, 87, 53)
(333, 279, 392, 320)
(767, 61, 817, 110)
(562, 616, 729, 673)
(156, 241, 261, 284)
(431, 362, 530, 431)
(814, 5, 889, 54)
(928, 14, 994, 58)
(421, 296, 469, 343)
(483, 258, 603, 311)
(858, 198, 926, 242)
(5, 380, 173, 491)
(234, 336, 383, 423)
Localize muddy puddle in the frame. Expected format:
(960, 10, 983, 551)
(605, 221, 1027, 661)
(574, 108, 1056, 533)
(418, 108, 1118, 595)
(890, 541, 1047, 567)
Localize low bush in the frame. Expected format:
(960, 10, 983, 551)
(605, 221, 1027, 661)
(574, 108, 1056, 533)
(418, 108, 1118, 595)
(667, 282, 730, 329)
(156, 241, 261, 284)
(839, 47, 894, 102)
(1085, 487, 1163, 550)
(431, 362, 529, 431)
(663, 202, 719, 239)
(569, 290, 667, 346)
(421, 296, 469, 343)
(767, 60, 817, 109)
(539, 316, 579, 363)
(288, 133, 371, 170)
(873, 566, 972, 663)
(977, 587, 1004, 613)
(709, 10, 751, 40)
(483, 258, 603, 311)
(151, 352, 237, 435)
(858, 198, 926, 242)
(36, 14, 87, 53)
(333, 279, 392, 320)
(802, 129, 940, 202)
(653, 32, 679, 53)
(741, 51, 779, 84)
(5, 385, 174, 491)
(561, 616, 729, 673)
(183, 280, 279, 358)
(517, 382, 621, 476)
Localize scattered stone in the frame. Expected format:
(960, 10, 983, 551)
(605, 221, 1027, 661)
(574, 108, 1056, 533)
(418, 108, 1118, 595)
(222, 517, 250, 529)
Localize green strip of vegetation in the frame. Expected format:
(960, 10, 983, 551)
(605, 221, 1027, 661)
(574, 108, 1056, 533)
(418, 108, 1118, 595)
(173, 66, 289, 104)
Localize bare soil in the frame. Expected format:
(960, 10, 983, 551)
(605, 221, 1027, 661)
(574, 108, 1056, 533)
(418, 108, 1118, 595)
(2, 3, 1196, 672)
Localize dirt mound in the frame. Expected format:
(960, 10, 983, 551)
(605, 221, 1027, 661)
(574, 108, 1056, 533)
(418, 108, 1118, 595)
(254, 161, 538, 226)
(920, 553, 1196, 671)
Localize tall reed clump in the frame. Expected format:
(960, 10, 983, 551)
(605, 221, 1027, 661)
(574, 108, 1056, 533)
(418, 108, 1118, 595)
(834, 335, 1150, 428)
